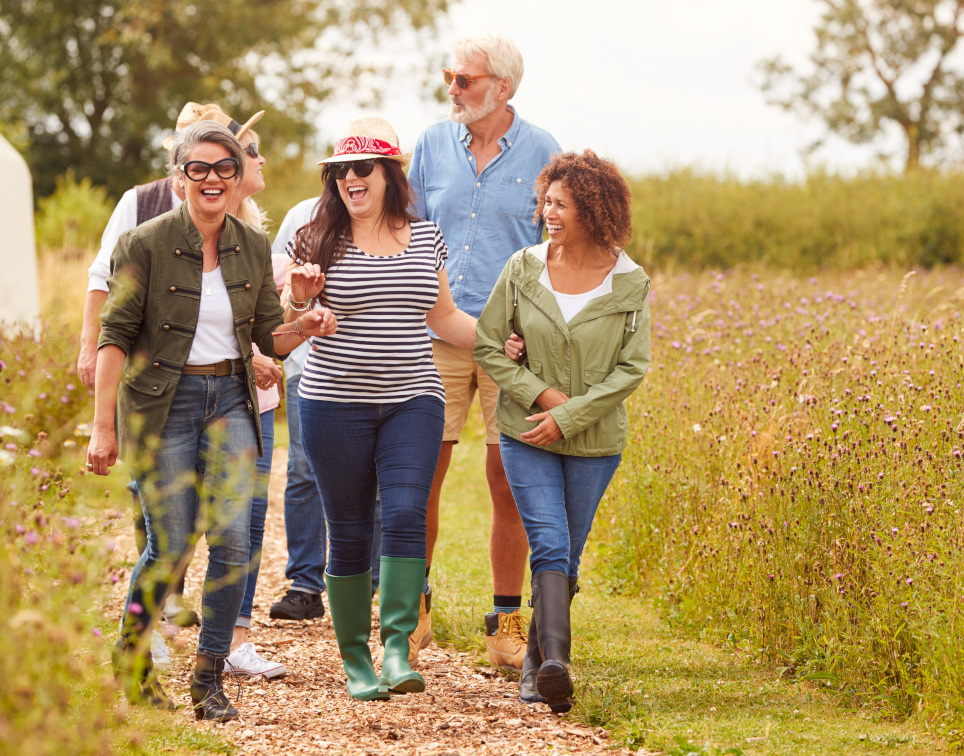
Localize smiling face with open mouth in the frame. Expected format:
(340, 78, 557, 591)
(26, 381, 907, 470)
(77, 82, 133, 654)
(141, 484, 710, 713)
(335, 159, 389, 221)
(542, 180, 589, 249)
(179, 142, 240, 221)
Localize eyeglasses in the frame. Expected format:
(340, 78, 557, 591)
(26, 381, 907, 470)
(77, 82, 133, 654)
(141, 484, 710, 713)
(178, 158, 240, 182)
(327, 159, 377, 180)
(443, 68, 498, 89)
(243, 142, 260, 159)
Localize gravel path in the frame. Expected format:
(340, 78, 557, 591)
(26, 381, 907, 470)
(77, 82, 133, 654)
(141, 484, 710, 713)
(108, 448, 632, 755)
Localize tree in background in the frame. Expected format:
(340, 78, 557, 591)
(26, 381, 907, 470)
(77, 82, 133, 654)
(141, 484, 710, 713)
(758, 0, 964, 172)
(0, 0, 453, 198)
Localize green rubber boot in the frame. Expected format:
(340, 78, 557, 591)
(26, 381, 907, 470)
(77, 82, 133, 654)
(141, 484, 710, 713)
(326, 570, 390, 701)
(378, 556, 427, 694)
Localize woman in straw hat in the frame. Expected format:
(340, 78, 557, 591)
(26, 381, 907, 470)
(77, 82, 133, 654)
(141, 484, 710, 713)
(87, 120, 335, 720)
(283, 117, 476, 700)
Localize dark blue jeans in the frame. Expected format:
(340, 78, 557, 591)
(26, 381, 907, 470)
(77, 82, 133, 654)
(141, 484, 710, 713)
(122, 374, 255, 658)
(499, 435, 621, 580)
(237, 408, 273, 626)
(283, 375, 328, 594)
(300, 395, 444, 576)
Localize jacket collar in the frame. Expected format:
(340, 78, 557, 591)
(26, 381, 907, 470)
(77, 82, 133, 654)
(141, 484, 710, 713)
(173, 202, 245, 257)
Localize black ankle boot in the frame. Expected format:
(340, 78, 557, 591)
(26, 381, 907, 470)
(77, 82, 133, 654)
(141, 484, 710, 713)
(520, 592, 545, 703)
(112, 638, 174, 709)
(190, 654, 239, 721)
(532, 570, 574, 714)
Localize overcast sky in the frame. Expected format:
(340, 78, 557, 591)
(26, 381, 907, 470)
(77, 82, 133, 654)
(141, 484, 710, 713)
(322, 0, 907, 179)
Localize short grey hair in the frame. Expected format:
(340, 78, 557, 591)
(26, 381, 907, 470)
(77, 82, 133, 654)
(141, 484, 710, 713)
(167, 121, 246, 184)
(454, 34, 524, 100)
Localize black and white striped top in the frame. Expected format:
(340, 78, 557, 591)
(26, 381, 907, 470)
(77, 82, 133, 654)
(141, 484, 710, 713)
(289, 221, 447, 404)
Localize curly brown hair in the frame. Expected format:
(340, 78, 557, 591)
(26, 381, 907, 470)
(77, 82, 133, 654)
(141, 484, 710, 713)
(533, 150, 632, 251)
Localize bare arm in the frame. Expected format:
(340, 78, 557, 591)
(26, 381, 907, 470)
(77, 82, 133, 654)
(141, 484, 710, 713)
(77, 290, 108, 390)
(426, 269, 476, 350)
(86, 345, 125, 475)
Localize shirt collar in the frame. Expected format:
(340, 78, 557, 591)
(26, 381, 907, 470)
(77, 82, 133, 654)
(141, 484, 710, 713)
(458, 105, 521, 148)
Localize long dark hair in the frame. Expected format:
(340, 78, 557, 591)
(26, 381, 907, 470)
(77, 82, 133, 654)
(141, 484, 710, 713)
(291, 159, 417, 303)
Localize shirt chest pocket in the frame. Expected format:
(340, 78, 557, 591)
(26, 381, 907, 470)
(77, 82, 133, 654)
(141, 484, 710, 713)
(496, 174, 537, 219)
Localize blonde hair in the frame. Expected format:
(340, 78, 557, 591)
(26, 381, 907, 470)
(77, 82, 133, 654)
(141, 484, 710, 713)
(236, 128, 270, 230)
(454, 34, 524, 99)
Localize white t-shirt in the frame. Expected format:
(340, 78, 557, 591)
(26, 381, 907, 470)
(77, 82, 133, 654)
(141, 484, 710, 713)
(186, 266, 242, 365)
(540, 264, 616, 322)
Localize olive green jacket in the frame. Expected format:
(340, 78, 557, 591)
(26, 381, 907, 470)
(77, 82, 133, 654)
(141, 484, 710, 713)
(98, 202, 285, 460)
(474, 243, 651, 457)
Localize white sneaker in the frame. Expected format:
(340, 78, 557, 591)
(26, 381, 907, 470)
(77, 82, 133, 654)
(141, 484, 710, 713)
(151, 629, 172, 673)
(225, 642, 287, 679)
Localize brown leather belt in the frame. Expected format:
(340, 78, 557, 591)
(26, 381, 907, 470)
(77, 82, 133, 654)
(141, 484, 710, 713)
(181, 358, 245, 376)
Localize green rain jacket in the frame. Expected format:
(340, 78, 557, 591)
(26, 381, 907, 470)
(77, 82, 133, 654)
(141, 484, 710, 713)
(98, 202, 286, 461)
(474, 242, 651, 457)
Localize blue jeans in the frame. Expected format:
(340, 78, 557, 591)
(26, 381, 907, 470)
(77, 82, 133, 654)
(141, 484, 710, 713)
(300, 395, 444, 576)
(122, 374, 256, 658)
(237, 408, 274, 626)
(284, 375, 328, 594)
(499, 435, 621, 579)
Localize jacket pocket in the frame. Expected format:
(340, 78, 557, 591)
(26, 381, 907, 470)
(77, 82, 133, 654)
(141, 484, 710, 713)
(584, 369, 609, 385)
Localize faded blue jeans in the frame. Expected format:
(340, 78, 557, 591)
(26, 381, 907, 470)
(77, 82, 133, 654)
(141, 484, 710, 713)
(499, 435, 621, 580)
(237, 408, 274, 627)
(300, 395, 443, 576)
(122, 374, 256, 658)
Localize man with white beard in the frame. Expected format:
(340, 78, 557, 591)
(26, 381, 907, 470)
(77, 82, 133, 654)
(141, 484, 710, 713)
(407, 33, 560, 675)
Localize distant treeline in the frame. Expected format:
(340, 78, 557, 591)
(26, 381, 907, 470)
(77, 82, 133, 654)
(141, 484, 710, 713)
(36, 168, 964, 271)
(625, 169, 964, 271)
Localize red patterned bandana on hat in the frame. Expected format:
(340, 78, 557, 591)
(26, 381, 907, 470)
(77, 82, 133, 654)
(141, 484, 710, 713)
(333, 135, 401, 157)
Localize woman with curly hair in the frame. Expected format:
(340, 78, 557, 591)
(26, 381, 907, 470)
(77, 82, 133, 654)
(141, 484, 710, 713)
(474, 150, 651, 713)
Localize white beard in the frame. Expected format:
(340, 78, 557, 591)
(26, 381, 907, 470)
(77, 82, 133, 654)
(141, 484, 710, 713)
(449, 83, 499, 125)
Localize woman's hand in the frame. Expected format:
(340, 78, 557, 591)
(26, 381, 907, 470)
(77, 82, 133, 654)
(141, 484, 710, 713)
(505, 332, 526, 362)
(86, 423, 118, 476)
(521, 411, 562, 446)
(289, 265, 325, 304)
(535, 387, 569, 412)
(253, 353, 282, 390)
(297, 308, 338, 342)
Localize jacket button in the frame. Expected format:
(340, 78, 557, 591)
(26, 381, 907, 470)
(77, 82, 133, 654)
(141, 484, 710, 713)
(153, 386, 158, 391)
(174, 249, 182, 257)
(162, 324, 170, 331)
(248, 317, 255, 325)
(235, 245, 241, 252)
(169, 285, 176, 293)
(244, 282, 251, 290)
(153, 362, 160, 368)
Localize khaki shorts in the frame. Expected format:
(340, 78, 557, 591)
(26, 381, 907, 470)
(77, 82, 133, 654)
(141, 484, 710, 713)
(432, 338, 501, 445)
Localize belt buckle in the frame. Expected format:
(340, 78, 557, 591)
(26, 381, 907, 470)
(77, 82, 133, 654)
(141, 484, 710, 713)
(214, 359, 231, 377)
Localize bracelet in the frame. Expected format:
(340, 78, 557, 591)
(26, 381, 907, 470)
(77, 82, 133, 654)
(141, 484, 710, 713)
(287, 292, 313, 312)
(294, 317, 308, 341)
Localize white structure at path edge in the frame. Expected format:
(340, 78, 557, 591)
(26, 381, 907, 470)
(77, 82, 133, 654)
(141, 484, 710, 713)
(0, 134, 40, 335)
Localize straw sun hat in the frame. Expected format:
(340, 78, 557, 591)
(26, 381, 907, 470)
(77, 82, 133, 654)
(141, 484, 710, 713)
(318, 117, 410, 166)
(162, 102, 265, 150)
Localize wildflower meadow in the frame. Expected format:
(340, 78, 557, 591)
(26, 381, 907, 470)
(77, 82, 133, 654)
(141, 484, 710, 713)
(600, 265, 964, 744)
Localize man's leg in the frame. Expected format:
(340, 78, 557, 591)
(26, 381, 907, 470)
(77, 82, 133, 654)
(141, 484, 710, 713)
(270, 374, 327, 621)
(479, 364, 530, 670)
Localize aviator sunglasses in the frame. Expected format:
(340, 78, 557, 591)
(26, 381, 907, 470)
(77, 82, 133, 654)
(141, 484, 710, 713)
(327, 158, 377, 180)
(443, 68, 498, 89)
(178, 157, 240, 182)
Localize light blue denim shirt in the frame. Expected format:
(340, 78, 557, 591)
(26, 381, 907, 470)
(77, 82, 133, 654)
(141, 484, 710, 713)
(409, 108, 561, 327)
(271, 196, 320, 379)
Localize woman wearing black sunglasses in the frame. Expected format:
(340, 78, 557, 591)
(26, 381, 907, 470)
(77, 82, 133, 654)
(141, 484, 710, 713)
(283, 117, 477, 701)
(87, 120, 335, 721)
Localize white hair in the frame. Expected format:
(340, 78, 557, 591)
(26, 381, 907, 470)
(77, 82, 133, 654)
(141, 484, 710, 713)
(454, 34, 524, 100)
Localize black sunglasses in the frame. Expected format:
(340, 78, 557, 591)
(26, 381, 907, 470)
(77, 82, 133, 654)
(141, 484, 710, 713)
(327, 159, 377, 180)
(178, 158, 240, 182)
(244, 142, 260, 159)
